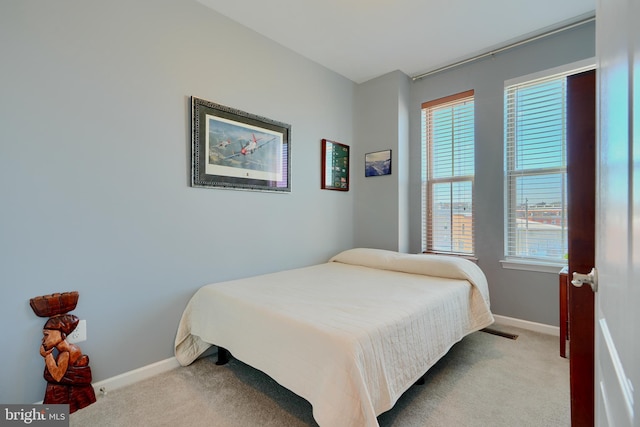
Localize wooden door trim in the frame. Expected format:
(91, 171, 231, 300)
(567, 69, 596, 427)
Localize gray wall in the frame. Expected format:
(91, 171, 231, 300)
(0, 0, 355, 404)
(0, 0, 595, 406)
(408, 21, 596, 325)
(354, 71, 411, 252)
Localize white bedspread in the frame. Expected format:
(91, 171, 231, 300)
(175, 248, 494, 427)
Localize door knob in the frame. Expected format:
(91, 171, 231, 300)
(571, 267, 598, 292)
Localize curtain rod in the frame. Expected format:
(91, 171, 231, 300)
(411, 14, 596, 81)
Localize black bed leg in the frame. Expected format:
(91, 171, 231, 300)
(415, 375, 425, 386)
(216, 347, 230, 365)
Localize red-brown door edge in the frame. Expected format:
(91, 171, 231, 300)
(567, 69, 596, 427)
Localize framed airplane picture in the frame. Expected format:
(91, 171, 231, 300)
(191, 97, 291, 192)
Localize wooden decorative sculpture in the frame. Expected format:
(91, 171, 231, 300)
(29, 291, 96, 413)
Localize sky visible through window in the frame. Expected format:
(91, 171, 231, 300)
(512, 79, 565, 206)
(428, 100, 474, 255)
(506, 77, 567, 261)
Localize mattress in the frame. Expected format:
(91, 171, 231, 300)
(175, 248, 494, 427)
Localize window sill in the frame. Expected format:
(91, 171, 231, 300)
(499, 259, 566, 274)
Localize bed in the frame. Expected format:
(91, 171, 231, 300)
(174, 248, 494, 427)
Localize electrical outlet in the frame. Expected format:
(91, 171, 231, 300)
(67, 319, 87, 343)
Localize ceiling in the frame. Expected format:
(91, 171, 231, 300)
(196, 0, 595, 84)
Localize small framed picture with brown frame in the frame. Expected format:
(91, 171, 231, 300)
(321, 139, 349, 191)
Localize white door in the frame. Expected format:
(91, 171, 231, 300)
(594, 0, 639, 425)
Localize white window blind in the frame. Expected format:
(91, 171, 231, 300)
(504, 75, 568, 263)
(421, 90, 475, 256)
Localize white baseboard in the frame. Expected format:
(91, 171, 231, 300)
(492, 314, 559, 336)
(35, 357, 182, 404)
(92, 357, 181, 397)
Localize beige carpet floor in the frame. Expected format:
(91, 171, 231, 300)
(70, 326, 569, 426)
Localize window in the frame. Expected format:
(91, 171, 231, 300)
(421, 90, 475, 256)
(504, 63, 592, 265)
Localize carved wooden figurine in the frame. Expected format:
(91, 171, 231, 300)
(30, 292, 96, 413)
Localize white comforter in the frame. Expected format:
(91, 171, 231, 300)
(175, 248, 494, 427)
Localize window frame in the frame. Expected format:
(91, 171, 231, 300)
(501, 58, 596, 271)
(421, 89, 475, 257)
